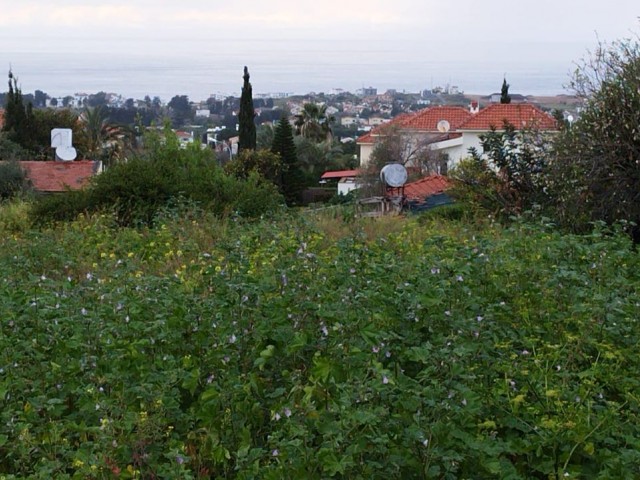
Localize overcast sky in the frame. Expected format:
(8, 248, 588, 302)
(0, 1, 638, 97)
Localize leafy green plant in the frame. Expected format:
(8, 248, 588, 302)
(0, 211, 639, 478)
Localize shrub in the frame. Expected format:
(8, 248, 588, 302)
(0, 198, 32, 233)
(548, 33, 640, 238)
(0, 160, 30, 199)
(32, 133, 284, 227)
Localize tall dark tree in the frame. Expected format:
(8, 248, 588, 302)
(238, 66, 256, 152)
(3, 70, 36, 151)
(500, 78, 512, 104)
(271, 114, 304, 205)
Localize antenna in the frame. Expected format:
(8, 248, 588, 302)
(436, 119, 450, 133)
(380, 163, 408, 188)
(51, 128, 77, 161)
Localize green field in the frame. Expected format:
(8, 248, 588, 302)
(0, 208, 639, 479)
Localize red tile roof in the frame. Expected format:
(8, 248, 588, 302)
(458, 103, 557, 131)
(0, 109, 4, 130)
(321, 169, 360, 179)
(403, 174, 451, 201)
(398, 106, 472, 131)
(356, 131, 374, 143)
(20, 161, 101, 192)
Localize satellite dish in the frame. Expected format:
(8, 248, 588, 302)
(51, 128, 73, 148)
(436, 119, 450, 133)
(380, 163, 408, 187)
(56, 146, 77, 161)
(51, 128, 76, 161)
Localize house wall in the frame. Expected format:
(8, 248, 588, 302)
(359, 143, 375, 166)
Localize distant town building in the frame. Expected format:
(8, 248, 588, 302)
(358, 87, 377, 97)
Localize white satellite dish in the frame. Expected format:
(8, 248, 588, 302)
(56, 146, 77, 161)
(51, 128, 77, 161)
(51, 128, 73, 148)
(436, 119, 450, 133)
(380, 163, 408, 188)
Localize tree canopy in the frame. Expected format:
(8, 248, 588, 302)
(548, 34, 640, 238)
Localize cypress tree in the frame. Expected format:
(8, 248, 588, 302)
(271, 114, 303, 205)
(3, 70, 36, 151)
(238, 66, 256, 152)
(500, 78, 512, 104)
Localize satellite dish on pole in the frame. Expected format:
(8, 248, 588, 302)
(436, 119, 450, 133)
(380, 163, 408, 188)
(51, 128, 77, 161)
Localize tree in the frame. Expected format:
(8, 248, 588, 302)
(548, 34, 640, 239)
(2, 70, 36, 151)
(238, 66, 256, 152)
(451, 123, 551, 219)
(294, 103, 334, 142)
(271, 114, 304, 205)
(368, 123, 444, 174)
(34, 90, 48, 108)
(88, 91, 108, 108)
(79, 106, 134, 165)
(224, 149, 282, 186)
(168, 95, 191, 127)
(500, 78, 512, 104)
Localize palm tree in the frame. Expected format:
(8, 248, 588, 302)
(79, 106, 134, 166)
(294, 103, 334, 142)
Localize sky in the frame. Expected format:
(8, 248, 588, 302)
(0, 0, 639, 99)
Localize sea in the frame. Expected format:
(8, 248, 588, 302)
(1, 38, 575, 102)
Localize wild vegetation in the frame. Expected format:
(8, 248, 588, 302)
(1, 30, 640, 479)
(1, 206, 639, 479)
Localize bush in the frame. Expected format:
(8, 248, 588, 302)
(548, 33, 640, 238)
(416, 202, 467, 222)
(0, 199, 32, 233)
(32, 133, 284, 227)
(30, 189, 93, 224)
(0, 160, 30, 199)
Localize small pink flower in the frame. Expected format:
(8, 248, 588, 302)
(382, 375, 389, 385)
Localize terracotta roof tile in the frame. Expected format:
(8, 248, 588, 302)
(458, 103, 557, 130)
(20, 161, 101, 192)
(321, 169, 360, 179)
(403, 174, 451, 201)
(356, 131, 374, 143)
(398, 106, 472, 131)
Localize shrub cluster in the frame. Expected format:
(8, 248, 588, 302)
(0, 160, 30, 200)
(32, 132, 283, 226)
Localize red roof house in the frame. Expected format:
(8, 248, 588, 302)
(19, 161, 102, 193)
(357, 103, 558, 168)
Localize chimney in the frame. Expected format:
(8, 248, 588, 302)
(469, 101, 479, 114)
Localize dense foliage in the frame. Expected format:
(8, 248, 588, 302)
(0, 209, 639, 478)
(31, 130, 283, 226)
(548, 36, 640, 237)
(271, 115, 304, 206)
(451, 125, 551, 220)
(0, 160, 30, 199)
